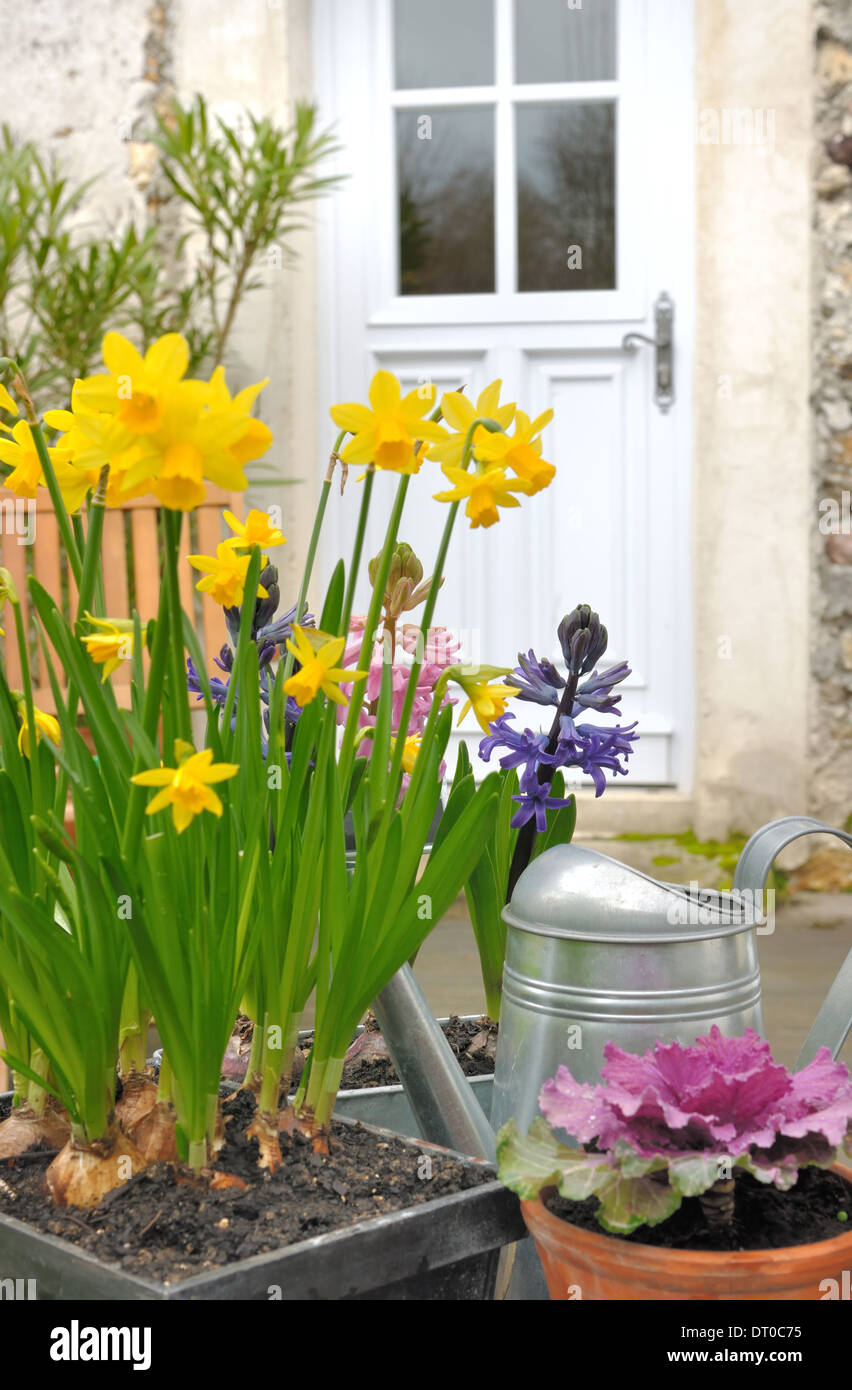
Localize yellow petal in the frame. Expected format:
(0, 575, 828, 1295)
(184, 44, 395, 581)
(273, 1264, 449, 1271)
(368, 370, 402, 414)
(144, 332, 189, 384)
(146, 787, 176, 816)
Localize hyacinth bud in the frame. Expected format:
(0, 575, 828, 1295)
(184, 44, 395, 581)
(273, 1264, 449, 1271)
(254, 564, 280, 632)
(369, 541, 424, 595)
(558, 605, 608, 676)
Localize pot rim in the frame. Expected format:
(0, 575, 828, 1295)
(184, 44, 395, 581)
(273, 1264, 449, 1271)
(523, 1162, 852, 1269)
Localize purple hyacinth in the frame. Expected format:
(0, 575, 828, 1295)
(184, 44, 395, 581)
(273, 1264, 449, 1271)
(479, 714, 556, 771)
(510, 779, 573, 831)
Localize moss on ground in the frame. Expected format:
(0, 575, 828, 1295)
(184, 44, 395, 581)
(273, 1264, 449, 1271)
(615, 829, 788, 896)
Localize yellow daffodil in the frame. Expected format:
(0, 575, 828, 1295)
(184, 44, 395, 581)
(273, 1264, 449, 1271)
(433, 462, 534, 529)
(283, 625, 367, 708)
(473, 408, 556, 494)
(392, 733, 422, 774)
(0, 420, 95, 511)
(17, 704, 61, 758)
(73, 331, 189, 435)
(0, 383, 19, 419)
(428, 381, 516, 470)
(330, 370, 447, 472)
(223, 508, 286, 551)
(204, 367, 274, 470)
(450, 668, 517, 733)
(62, 334, 273, 510)
(131, 740, 239, 833)
(80, 614, 145, 680)
(188, 541, 269, 609)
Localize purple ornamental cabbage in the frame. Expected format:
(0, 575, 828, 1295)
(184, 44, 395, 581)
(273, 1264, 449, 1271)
(497, 1028, 852, 1235)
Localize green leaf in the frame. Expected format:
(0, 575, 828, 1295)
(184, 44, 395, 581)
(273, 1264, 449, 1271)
(496, 1117, 587, 1201)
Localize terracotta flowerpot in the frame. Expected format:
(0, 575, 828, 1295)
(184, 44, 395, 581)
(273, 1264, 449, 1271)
(522, 1164, 852, 1301)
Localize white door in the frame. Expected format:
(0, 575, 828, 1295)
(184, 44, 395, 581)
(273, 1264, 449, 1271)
(313, 0, 694, 788)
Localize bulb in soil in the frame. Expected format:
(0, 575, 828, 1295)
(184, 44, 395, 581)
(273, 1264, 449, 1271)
(115, 1071, 158, 1133)
(44, 1124, 145, 1209)
(247, 1110, 282, 1172)
(129, 1100, 178, 1164)
(0, 1098, 70, 1159)
(340, 1028, 390, 1084)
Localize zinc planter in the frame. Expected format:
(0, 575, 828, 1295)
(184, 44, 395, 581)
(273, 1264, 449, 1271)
(331, 1016, 494, 1140)
(0, 1118, 524, 1301)
(521, 1165, 852, 1302)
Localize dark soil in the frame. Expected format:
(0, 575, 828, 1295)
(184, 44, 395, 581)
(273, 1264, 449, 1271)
(340, 1016, 498, 1089)
(0, 1089, 490, 1285)
(544, 1165, 852, 1252)
(221, 1014, 498, 1092)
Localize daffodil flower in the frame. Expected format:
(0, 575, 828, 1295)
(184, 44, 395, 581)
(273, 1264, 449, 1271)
(283, 625, 367, 708)
(204, 367, 274, 470)
(391, 733, 422, 774)
(433, 461, 534, 529)
(330, 370, 447, 472)
(80, 614, 146, 680)
(428, 381, 516, 470)
(223, 507, 286, 551)
(0, 420, 95, 511)
(0, 382, 19, 419)
(446, 666, 517, 733)
(188, 541, 269, 608)
(17, 704, 61, 758)
(73, 331, 189, 435)
(473, 408, 556, 494)
(130, 741, 239, 833)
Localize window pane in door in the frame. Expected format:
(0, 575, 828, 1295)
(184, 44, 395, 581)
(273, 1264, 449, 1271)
(397, 107, 495, 294)
(515, 0, 617, 84)
(394, 0, 494, 89)
(517, 102, 615, 291)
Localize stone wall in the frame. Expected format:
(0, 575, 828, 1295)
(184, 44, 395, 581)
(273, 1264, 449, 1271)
(812, 4, 852, 826)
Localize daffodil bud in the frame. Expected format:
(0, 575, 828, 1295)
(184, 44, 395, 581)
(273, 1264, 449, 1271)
(0, 567, 19, 606)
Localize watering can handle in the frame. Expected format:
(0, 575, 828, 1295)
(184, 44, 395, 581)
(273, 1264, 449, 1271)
(733, 817, 852, 1067)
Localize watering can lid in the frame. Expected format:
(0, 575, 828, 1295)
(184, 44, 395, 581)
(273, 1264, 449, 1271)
(502, 843, 763, 943)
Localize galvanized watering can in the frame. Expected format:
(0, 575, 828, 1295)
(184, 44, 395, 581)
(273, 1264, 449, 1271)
(491, 816, 852, 1139)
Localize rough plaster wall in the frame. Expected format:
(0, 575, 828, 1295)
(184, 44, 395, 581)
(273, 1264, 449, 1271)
(0, 0, 164, 224)
(694, 0, 813, 839)
(812, 4, 852, 828)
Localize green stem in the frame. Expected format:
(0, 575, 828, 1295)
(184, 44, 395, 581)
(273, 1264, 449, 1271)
(163, 510, 192, 743)
(384, 418, 501, 802)
(338, 474, 410, 784)
(27, 418, 83, 587)
(12, 598, 42, 813)
(74, 466, 109, 624)
(339, 466, 375, 637)
(120, 577, 172, 859)
(280, 433, 345, 684)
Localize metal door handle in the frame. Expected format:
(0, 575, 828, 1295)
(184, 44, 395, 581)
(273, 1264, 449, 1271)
(622, 291, 675, 413)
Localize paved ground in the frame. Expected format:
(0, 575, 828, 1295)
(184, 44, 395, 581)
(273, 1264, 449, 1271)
(410, 890, 852, 1072)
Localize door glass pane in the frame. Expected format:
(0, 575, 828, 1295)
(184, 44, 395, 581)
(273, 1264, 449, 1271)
(515, 0, 617, 84)
(394, 0, 494, 89)
(517, 103, 615, 291)
(397, 107, 495, 294)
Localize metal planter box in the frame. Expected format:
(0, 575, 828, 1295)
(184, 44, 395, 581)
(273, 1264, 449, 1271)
(330, 1015, 494, 1139)
(0, 1119, 524, 1301)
